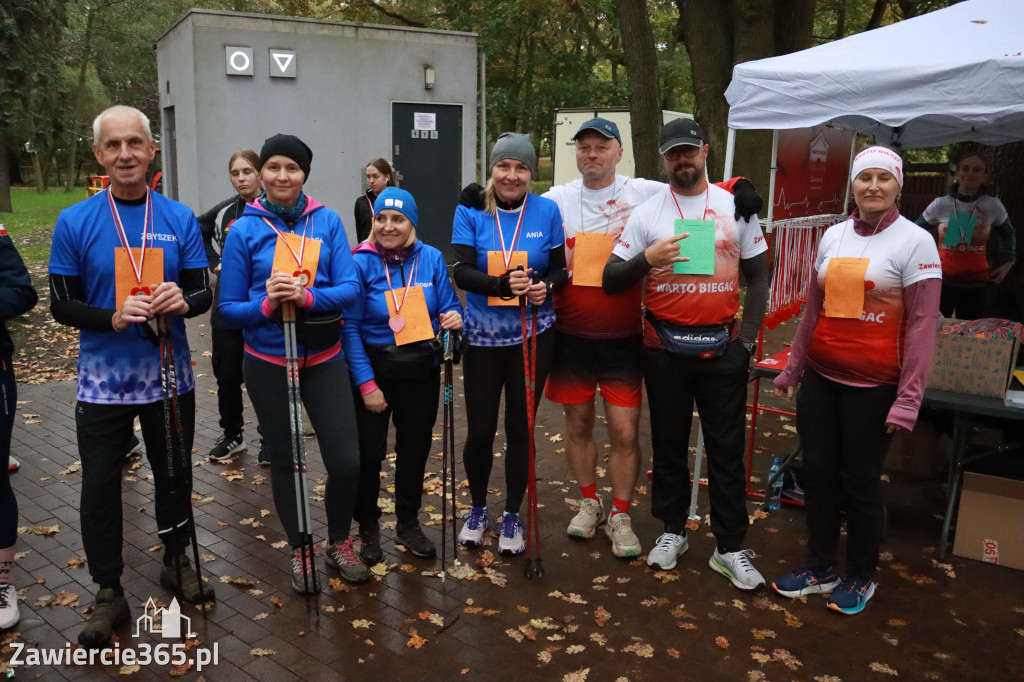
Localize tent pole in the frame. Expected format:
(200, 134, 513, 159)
(842, 138, 856, 215)
(723, 126, 737, 180)
(765, 130, 778, 234)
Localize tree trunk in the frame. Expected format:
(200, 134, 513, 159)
(31, 153, 45, 194)
(675, 0, 733, 181)
(65, 7, 95, 193)
(615, 0, 662, 179)
(0, 135, 12, 212)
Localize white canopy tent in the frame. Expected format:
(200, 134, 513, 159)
(723, 0, 1024, 180)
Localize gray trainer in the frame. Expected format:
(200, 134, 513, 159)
(646, 532, 688, 570)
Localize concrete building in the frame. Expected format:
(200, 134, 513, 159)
(156, 9, 478, 251)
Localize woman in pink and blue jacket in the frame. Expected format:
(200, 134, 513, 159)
(343, 187, 463, 565)
(219, 134, 367, 591)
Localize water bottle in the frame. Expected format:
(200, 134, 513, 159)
(766, 457, 783, 511)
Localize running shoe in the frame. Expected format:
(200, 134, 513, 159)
(647, 532, 688, 570)
(772, 567, 840, 598)
(826, 575, 876, 615)
(567, 497, 603, 539)
(709, 548, 766, 591)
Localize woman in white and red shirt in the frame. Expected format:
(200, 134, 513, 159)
(771, 147, 941, 616)
(915, 151, 1014, 319)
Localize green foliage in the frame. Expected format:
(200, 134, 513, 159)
(0, 188, 81, 266)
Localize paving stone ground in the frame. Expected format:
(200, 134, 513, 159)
(3, 312, 1023, 681)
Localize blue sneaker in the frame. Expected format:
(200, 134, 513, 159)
(826, 575, 876, 615)
(458, 506, 491, 547)
(498, 512, 525, 555)
(772, 567, 841, 598)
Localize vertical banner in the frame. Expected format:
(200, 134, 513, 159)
(773, 126, 855, 220)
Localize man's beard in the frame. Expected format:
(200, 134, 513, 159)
(670, 160, 704, 190)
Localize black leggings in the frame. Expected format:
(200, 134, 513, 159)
(796, 368, 896, 579)
(352, 366, 440, 528)
(0, 356, 16, 549)
(211, 326, 245, 434)
(244, 357, 359, 547)
(461, 329, 553, 514)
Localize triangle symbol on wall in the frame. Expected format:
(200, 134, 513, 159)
(272, 53, 294, 72)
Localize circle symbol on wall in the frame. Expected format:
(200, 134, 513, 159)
(229, 50, 250, 72)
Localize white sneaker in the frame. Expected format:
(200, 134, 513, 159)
(567, 497, 603, 539)
(457, 506, 491, 547)
(497, 512, 526, 555)
(709, 548, 766, 591)
(646, 532, 688, 570)
(0, 584, 20, 629)
(605, 513, 641, 558)
(7, 456, 18, 472)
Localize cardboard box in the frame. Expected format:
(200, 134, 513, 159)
(885, 421, 948, 479)
(953, 472, 1024, 570)
(927, 319, 1019, 399)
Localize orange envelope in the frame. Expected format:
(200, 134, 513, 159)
(824, 257, 869, 318)
(385, 286, 434, 345)
(272, 232, 321, 287)
(115, 248, 164, 308)
(571, 232, 616, 287)
(487, 250, 529, 306)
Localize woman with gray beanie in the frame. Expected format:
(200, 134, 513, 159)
(450, 132, 567, 555)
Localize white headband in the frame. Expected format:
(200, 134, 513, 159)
(851, 146, 903, 187)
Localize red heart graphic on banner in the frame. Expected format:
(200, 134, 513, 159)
(294, 269, 312, 286)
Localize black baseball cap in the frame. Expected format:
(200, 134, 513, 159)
(659, 118, 706, 154)
(573, 117, 622, 144)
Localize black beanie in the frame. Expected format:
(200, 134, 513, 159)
(260, 134, 313, 180)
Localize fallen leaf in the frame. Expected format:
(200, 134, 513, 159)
(253, 613, 268, 621)
(67, 558, 86, 568)
(270, 596, 284, 608)
(715, 636, 730, 649)
(169, 660, 192, 677)
(17, 523, 60, 537)
(119, 664, 141, 674)
(250, 648, 276, 657)
(406, 629, 428, 648)
(351, 619, 375, 629)
(869, 662, 899, 676)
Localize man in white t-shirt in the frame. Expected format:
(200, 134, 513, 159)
(542, 118, 663, 558)
(602, 119, 770, 590)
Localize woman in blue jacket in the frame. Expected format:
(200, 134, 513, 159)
(345, 187, 463, 564)
(218, 134, 366, 591)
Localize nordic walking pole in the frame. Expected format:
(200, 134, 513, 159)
(517, 267, 542, 579)
(440, 325, 458, 573)
(156, 314, 209, 617)
(685, 424, 706, 533)
(282, 301, 319, 595)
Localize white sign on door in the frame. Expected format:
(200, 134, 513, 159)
(413, 113, 437, 131)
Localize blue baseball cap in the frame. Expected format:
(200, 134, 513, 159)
(573, 117, 621, 144)
(373, 187, 418, 228)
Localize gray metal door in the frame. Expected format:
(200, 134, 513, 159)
(392, 103, 462, 258)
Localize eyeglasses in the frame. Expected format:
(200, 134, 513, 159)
(664, 145, 703, 159)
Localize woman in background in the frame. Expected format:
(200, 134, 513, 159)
(916, 150, 1014, 319)
(353, 158, 396, 244)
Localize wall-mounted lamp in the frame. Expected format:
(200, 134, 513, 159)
(424, 66, 435, 90)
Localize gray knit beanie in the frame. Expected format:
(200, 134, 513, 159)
(489, 132, 537, 177)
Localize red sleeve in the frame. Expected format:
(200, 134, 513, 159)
(714, 177, 749, 194)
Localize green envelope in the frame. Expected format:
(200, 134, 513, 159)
(673, 218, 716, 275)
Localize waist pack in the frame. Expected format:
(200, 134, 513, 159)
(364, 343, 439, 380)
(295, 312, 342, 351)
(646, 310, 732, 358)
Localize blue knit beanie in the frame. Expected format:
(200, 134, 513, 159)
(373, 187, 418, 228)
